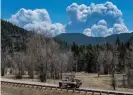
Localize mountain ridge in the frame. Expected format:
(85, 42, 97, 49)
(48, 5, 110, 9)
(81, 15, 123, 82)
(55, 32, 133, 45)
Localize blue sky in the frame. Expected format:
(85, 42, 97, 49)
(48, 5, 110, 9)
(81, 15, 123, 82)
(2, 0, 133, 37)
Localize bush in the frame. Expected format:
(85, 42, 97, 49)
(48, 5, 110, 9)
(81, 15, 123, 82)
(15, 74, 22, 79)
(39, 74, 46, 82)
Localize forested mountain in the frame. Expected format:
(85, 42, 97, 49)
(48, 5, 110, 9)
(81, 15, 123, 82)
(1, 20, 34, 53)
(1, 20, 69, 53)
(55, 32, 133, 45)
(2, 19, 133, 52)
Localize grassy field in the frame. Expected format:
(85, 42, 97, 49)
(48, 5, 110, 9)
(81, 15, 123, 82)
(2, 72, 133, 93)
(74, 72, 133, 92)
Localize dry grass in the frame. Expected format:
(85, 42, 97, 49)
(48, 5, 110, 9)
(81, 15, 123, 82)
(2, 72, 133, 92)
(75, 72, 133, 92)
(1, 84, 98, 95)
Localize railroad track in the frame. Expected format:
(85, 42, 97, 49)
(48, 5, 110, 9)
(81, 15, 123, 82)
(1, 79, 133, 95)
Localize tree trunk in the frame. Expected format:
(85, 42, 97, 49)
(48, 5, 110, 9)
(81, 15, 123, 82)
(1, 68, 5, 76)
(61, 62, 62, 79)
(28, 69, 34, 78)
(50, 63, 54, 79)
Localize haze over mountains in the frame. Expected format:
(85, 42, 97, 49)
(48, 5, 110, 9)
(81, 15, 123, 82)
(55, 32, 133, 45)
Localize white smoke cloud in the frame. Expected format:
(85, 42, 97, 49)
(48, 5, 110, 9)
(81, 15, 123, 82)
(113, 24, 128, 34)
(8, 2, 132, 37)
(9, 8, 65, 37)
(83, 20, 128, 37)
(83, 28, 91, 36)
(66, 2, 129, 37)
(23, 21, 65, 37)
(98, 20, 107, 26)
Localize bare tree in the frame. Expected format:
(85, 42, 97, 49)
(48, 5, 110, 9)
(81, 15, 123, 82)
(59, 52, 69, 79)
(1, 50, 12, 76)
(111, 47, 119, 90)
(33, 35, 47, 82)
(126, 41, 133, 88)
(25, 34, 69, 82)
(12, 52, 26, 79)
(25, 35, 43, 78)
(67, 50, 74, 73)
(97, 50, 104, 76)
(26, 34, 63, 82)
(47, 39, 60, 79)
(97, 50, 113, 76)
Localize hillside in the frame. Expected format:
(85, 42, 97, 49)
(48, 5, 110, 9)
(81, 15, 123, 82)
(55, 32, 133, 45)
(1, 20, 68, 53)
(1, 19, 33, 53)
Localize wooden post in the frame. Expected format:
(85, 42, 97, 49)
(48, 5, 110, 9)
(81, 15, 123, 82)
(100, 92, 102, 95)
(79, 89, 80, 93)
(45, 86, 47, 90)
(73, 89, 75, 93)
(19, 84, 21, 87)
(84, 91, 87, 95)
(36, 86, 38, 89)
(24, 84, 26, 87)
(67, 88, 68, 92)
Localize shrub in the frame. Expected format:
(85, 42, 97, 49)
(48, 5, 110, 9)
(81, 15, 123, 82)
(39, 74, 46, 82)
(15, 74, 22, 79)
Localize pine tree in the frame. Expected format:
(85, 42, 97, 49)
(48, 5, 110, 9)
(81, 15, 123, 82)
(116, 36, 121, 46)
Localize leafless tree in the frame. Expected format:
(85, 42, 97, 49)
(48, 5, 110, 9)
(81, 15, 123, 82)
(97, 50, 104, 76)
(110, 47, 119, 90)
(67, 50, 74, 73)
(32, 35, 47, 82)
(26, 34, 64, 82)
(1, 50, 12, 76)
(97, 50, 113, 76)
(25, 35, 44, 78)
(59, 52, 69, 79)
(126, 41, 133, 88)
(12, 52, 26, 79)
(47, 39, 60, 79)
